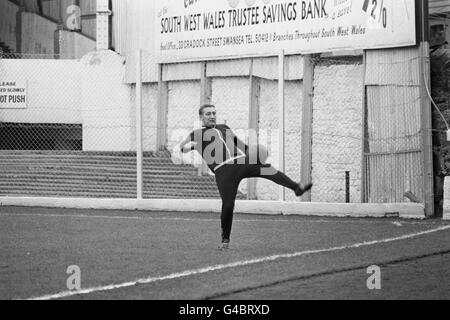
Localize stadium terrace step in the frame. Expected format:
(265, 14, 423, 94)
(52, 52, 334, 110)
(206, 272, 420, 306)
(0, 151, 247, 200)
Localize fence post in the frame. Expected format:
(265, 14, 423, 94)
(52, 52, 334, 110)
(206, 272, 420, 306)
(198, 62, 211, 176)
(248, 59, 260, 200)
(301, 54, 314, 202)
(420, 41, 435, 217)
(136, 49, 143, 199)
(278, 50, 286, 201)
(16, 1, 25, 54)
(361, 51, 367, 203)
(157, 64, 168, 151)
(200, 62, 211, 105)
(418, 0, 435, 217)
(346, 171, 350, 203)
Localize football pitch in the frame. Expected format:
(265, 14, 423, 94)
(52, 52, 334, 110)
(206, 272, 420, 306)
(0, 206, 449, 300)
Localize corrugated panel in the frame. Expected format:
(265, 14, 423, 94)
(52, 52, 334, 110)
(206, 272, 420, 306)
(367, 86, 421, 153)
(119, 0, 154, 54)
(364, 46, 424, 204)
(365, 47, 421, 86)
(117, 0, 158, 84)
(366, 152, 422, 203)
(111, 0, 127, 54)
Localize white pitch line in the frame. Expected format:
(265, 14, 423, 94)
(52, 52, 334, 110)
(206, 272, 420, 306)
(0, 212, 441, 225)
(25, 225, 450, 300)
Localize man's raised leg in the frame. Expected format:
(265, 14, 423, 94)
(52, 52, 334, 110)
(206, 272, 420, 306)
(244, 164, 312, 196)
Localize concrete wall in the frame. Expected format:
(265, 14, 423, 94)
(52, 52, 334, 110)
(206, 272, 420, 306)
(165, 80, 204, 169)
(59, 30, 96, 59)
(166, 81, 202, 150)
(0, 58, 81, 123)
(80, 51, 133, 151)
(0, 0, 18, 51)
(311, 62, 364, 203)
(112, 0, 155, 55)
(21, 12, 55, 55)
(130, 84, 159, 152)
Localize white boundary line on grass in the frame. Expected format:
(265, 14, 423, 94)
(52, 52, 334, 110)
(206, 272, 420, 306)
(25, 225, 450, 300)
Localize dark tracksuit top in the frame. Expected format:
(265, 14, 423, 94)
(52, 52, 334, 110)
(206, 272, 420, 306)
(183, 124, 298, 242)
(186, 124, 248, 173)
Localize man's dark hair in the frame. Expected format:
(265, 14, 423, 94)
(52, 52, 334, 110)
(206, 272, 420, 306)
(199, 104, 216, 116)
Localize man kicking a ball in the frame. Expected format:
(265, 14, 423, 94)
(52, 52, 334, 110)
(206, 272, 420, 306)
(179, 104, 312, 250)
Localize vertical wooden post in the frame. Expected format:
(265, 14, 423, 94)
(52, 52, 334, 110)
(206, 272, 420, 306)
(278, 51, 286, 201)
(198, 62, 211, 175)
(157, 64, 168, 151)
(420, 41, 435, 217)
(248, 59, 260, 200)
(200, 62, 212, 105)
(361, 51, 368, 203)
(16, 0, 25, 55)
(301, 55, 314, 202)
(346, 171, 350, 203)
(418, 0, 434, 217)
(58, 0, 64, 27)
(136, 49, 143, 199)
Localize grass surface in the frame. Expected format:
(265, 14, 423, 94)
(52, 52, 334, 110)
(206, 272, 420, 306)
(0, 206, 449, 300)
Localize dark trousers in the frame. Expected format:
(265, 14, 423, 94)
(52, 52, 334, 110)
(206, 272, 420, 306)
(214, 162, 298, 242)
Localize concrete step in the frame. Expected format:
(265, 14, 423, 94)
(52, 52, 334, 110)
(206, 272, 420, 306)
(0, 172, 214, 181)
(0, 183, 218, 193)
(0, 187, 221, 199)
(0, 178, 218, 189)
(0, 189, 221, 199)
(0, 151, 172, 157)
(0, 151, 241, 199)
(0, 157, 178, 166)
(0, 166, 199, 175)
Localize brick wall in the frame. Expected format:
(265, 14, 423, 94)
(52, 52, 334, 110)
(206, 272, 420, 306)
(311, 61, 364, 203)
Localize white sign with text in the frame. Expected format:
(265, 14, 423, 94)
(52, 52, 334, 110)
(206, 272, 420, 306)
(0, 80, 28, 109)
(156, 0, 416, 63)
